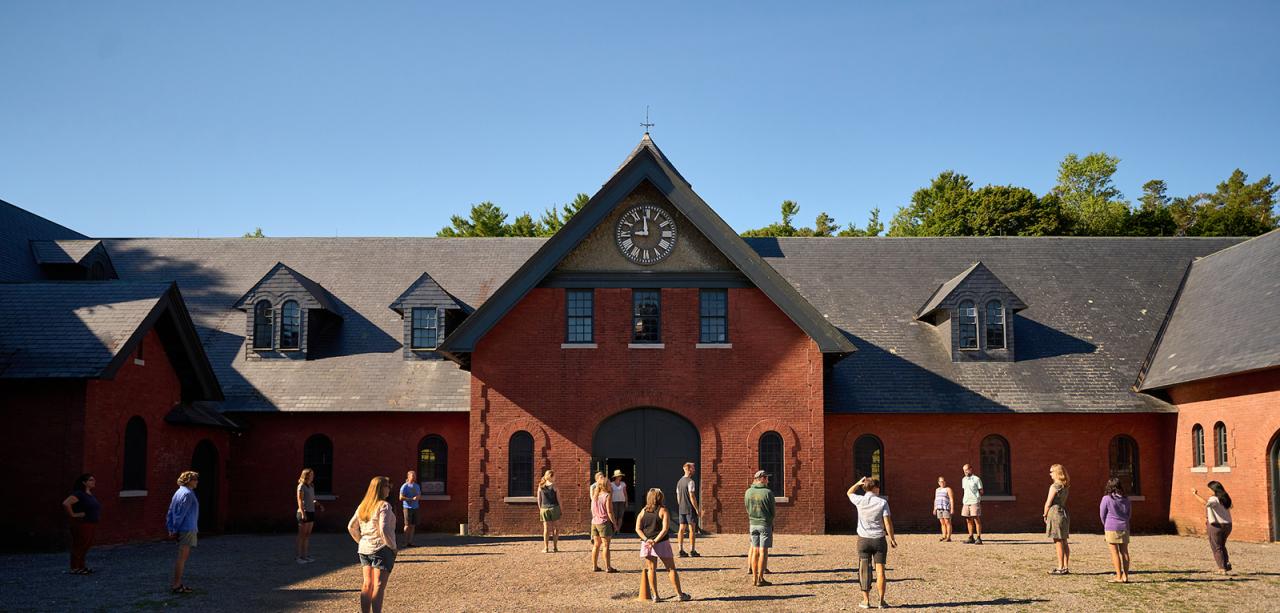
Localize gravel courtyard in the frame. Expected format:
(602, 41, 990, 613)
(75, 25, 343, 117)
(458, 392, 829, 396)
(1, 531, 1277, 612)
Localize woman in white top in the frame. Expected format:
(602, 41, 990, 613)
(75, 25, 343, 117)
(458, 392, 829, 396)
(1191, 481, 1234, 574)
(296, 468, 325, 564)
(610, 470, 629, 532)
(348, 476, 397, 613)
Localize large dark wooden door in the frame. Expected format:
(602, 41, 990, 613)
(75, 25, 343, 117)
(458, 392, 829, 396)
(592, 408, 699, 521)
(191, 440, 219, 532)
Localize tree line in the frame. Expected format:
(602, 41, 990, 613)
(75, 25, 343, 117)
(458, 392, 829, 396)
(743, 153, 1277, 238)
(423, 153, 1275, 238)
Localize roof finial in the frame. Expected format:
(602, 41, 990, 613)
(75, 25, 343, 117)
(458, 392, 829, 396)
(640, 105, 655, 135)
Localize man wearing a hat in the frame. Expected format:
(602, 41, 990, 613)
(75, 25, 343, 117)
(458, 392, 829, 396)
(745, 470, 777, 587)
(609, 470, 629, 533)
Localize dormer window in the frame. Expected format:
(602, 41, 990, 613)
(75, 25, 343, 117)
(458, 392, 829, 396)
(957, 300, 978, 350)
(411, 307, 439, 350)
(280, 300, 301, 350)
(236, 263, 343, 359)
(916, 262, 1026, 362)
(253, 300, 274, 349)
(985, 300, 1005, 349)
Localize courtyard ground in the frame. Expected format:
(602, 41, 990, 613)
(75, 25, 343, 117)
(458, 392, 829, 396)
(0, 531, 1277, 612)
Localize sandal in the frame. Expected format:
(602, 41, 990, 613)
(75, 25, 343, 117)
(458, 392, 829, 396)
(606, 567, 619, 573)
(171, 585, 194, 594)
(70, 568, 88, 575)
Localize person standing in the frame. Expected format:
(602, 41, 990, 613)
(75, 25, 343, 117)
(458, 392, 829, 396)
(537, 470, 561, 553)
(848, 477, 896, 609)
(1191, 481, 1234, 574)
(165, 471, 200, 594)
(1044, 464, 1071, 575)
(589, 471, 617, 573)
(1099, 477, 1132, 583)
(349, 476, 398, 613)
(960, 464, 984, 545)
(634, 488, 691, 603)
(610, 470, 629, 533)
(676, 462, 701, 558)
(745, 470, 777, 588)
(61, 473, 100, 575)
(296, 468, 325, 564)
(934, 476, 955, 542)
(399, 471, 421, 548)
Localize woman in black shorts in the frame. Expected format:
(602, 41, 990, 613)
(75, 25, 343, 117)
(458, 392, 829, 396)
(349, 476, 397, 613)
(296, 468, 324, 564)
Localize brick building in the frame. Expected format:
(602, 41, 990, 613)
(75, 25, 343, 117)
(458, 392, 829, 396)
(1, 136, 1277, 548)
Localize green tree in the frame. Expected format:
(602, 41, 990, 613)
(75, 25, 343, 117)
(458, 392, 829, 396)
(837, 208, 884, 237)
(537, 193, 590, 236)
(507, 213, 539, 237)
(1053, 152, 1129, 235)
(741, 200, 803, 237)
(437, 201, 509, 237)
(970, 186, 1067, 236)
(887, 171, 976, 236)
(1189, 170, 1278, 236)
(242, 227, 265, 238)
(1125, 180, 1177, 236)
(813, 212, 837, 237)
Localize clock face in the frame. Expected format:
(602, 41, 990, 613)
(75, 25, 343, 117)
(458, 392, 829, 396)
(615, 204, 678, 265)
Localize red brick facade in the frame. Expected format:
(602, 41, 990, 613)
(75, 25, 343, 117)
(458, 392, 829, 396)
(1167, 368, 1280, 542)
(469, 287, 826, 535)
(824, 412, 1177, 533)
(228, 411, 469, 534)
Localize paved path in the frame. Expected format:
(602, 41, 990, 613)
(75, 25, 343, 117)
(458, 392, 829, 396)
(1, 532, 1278, 611)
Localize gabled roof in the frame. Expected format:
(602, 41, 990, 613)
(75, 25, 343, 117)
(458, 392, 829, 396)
(389, 272, 466, 315)
(30, 240, 104, 265)
(1138, 229, 1280, 391)
(0, 281, 222, 401)
(916, 261, 1027, 320)
(437, 135, 856, 362)
(234, 262, 341, 312)
(0, 198, 86, 282)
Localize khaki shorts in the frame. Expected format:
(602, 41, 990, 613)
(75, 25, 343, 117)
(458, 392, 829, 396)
(590, 522, 615, 539)
(1105, 530, 1130, 545)
(178, 531, 198, 547)
(961, 503, 981, 517)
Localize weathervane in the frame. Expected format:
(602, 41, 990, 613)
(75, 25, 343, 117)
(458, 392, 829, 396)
(640, 105, 655, 133)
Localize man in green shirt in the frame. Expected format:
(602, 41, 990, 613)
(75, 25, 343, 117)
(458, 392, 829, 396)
(745, 470, 777, 588)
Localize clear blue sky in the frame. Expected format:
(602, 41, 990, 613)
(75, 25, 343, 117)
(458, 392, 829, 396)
(2, 2, 1277, 237)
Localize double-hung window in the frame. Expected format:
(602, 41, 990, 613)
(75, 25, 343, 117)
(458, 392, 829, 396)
(411, 307, 438, 350)
(699, 289, 728, 343)
(632, 290, 661, 343)
(566, 289, 594, 343)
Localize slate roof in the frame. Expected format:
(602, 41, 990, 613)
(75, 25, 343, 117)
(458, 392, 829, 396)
(748, 236, 1241, 413)
(233, 262, 342, 312)
(0, 198, 86, 281)
(102, 238, 543, 412)
(30, 240, 104, 265)
(1138, 229, 1280, 390)
(916, 261, 1027, 319)
(0, 281, 173, 378)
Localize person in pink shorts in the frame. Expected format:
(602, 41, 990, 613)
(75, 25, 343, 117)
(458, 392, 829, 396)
(634, 488, 690, 603)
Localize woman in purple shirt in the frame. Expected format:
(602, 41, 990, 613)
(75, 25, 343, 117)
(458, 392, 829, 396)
(1098, 477, 1132, 583)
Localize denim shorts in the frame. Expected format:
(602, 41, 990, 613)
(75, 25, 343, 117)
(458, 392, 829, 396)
(358, 546, 396, 573)
(679, 512, 698, 527)
(749, 524, 773, 548)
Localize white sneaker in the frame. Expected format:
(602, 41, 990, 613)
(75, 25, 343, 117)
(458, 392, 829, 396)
(296, 557, 309, 565)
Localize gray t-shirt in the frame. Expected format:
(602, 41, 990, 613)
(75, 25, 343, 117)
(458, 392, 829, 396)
(298, 483, 316, 512)
(848, 492, 891, 538)
(676, 475, 696, 514)
(961, 475, 984, 505)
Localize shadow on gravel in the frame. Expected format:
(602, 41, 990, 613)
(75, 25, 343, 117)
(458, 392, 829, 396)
(699, 594, 815, 602)
(896, 598, 1050, 608)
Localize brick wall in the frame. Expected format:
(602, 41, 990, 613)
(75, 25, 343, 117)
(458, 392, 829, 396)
(470, 287, 826, 535)
(1167, 368, 1280, 542)
(0, 379, 86, 550)
(227, 411, 469, 534)
(82, 328, 231, 545)
(824, 412, 1176, 534)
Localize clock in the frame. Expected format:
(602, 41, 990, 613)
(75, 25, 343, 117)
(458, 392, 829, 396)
(615, 204, 678, 265)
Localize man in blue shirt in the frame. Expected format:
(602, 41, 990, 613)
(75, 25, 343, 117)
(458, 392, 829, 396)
(165, 471, 200, 594)
(399, 471, 422, 548)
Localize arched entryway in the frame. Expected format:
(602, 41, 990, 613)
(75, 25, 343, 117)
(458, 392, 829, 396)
(592, 408, 699, 530)
(191, 440, 219, 532)
(1270, 432, 1280, 541)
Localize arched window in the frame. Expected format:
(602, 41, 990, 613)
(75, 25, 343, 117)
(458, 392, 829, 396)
(418, 435, 448, 495)
(979, 435, 1012, 496)
(853, 435, 884, 490)
(1109, 435, 1141, 495)
(252, 300, 274, 349)
(508, 431, 534, 497)
(957, 300, 978, 350)
(279, 300, 301, 350)
(122, 416, 147, 490)
(1214, 422, 1228, 466)
(1191, 424, 1205, 467)
(758, 432, 784, 496)
(89, 261, 107, 280)
(984, 300, 1005, 349)
(303, 434, 334, 494)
